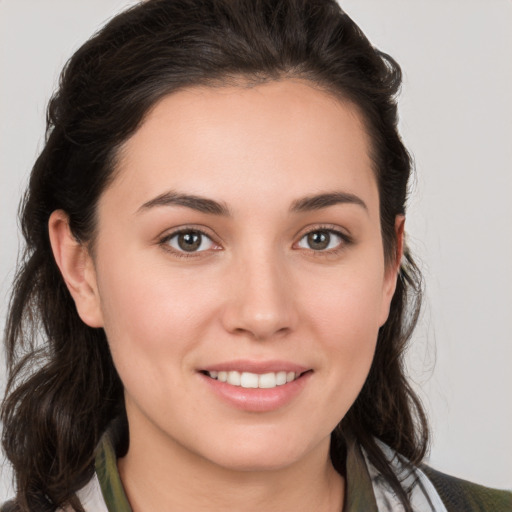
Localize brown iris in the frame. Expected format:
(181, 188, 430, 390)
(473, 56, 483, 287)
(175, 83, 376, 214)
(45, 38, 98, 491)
(306, 230, 331, 250)
(177, 231, 202, 251)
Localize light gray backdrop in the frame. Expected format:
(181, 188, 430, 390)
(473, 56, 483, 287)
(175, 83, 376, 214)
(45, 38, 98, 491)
(1, 0, 511, 500)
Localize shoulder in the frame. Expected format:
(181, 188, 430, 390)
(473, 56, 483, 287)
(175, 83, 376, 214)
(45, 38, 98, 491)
(422, 465, 512, 512)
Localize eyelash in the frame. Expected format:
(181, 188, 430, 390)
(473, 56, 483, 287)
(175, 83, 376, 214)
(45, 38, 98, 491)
(296, 225, 352, 256)
(158, 227, 220, 260)
(158, 225, 352, 259)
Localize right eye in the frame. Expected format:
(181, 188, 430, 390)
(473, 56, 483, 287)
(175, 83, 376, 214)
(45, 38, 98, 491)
(164, 229, 217, 253)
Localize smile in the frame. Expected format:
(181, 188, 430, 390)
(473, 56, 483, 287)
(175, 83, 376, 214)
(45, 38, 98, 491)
(205, 370, 301, 389)
(200, 364, 312, 412)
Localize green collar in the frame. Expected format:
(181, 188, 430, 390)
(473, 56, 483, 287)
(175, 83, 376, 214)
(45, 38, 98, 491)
(95, 428, 132, 512)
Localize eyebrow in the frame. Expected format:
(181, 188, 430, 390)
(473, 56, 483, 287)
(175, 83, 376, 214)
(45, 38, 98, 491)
(290, 191, 368, 213)
(137, 190, 367, 216)
(137, 191, 231, 216)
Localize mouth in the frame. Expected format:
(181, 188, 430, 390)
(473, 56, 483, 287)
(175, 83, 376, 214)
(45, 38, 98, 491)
(198, 362, 312, 412)
(200, 369, 310, 389)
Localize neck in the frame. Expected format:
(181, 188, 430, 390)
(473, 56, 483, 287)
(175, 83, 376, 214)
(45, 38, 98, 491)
(118, 417, 344, 512)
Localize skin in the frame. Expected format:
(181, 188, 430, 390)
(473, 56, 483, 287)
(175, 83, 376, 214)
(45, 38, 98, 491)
(49, 80, 403, 511)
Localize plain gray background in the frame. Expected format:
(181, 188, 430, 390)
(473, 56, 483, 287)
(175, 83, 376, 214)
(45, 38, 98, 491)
(1, 0, 511, 500)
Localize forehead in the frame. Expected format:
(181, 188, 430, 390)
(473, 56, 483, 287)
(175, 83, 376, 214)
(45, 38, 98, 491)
(108, 80, 378, 216)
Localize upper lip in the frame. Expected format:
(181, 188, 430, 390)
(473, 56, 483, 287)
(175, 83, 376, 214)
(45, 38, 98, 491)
(200, 359, 310, 374)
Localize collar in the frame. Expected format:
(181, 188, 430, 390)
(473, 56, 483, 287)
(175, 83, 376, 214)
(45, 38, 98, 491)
(93, 427, 132, 512)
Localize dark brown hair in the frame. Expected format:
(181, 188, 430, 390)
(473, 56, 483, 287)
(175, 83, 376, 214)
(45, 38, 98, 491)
(2, 0, 427, 510)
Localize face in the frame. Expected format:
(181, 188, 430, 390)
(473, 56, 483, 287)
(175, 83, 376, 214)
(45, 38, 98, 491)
(77, 80, 399, 471)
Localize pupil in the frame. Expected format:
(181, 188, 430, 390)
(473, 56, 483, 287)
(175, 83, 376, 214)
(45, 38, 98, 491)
(178, 232, 201, 251)
(308, 231, 330, 250)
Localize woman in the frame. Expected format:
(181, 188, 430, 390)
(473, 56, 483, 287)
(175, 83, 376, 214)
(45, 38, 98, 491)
(1, 0, 510, 511)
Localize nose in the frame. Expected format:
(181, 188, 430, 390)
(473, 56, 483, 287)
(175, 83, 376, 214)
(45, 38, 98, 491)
(221, 252, 298, 341)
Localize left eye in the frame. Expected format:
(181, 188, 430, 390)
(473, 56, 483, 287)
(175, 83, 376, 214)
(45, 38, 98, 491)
(297, 230, 344, 251)
(166, 230, 216, 253)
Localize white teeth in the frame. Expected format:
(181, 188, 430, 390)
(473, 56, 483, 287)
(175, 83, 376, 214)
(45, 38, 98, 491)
(276, 371, 287, 385)
(240, 372, 259, 388)
(207, 370, 300, 388)
(258, 372, 276, 388)
(227, 371, 241, 386)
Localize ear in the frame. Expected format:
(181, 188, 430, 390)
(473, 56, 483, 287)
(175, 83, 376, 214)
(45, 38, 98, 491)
(48, 210, 104, 328)
(379, 215, 405, 326)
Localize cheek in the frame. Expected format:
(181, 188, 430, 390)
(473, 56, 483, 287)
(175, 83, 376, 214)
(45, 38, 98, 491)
(300, 263, 386, 409)
(94, 252, 218, 376)
(316, 284, 380, 374)
(304, 262, 387, 342)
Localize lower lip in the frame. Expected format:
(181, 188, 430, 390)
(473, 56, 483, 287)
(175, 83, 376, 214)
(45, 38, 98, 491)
(199, 372, 312, 412)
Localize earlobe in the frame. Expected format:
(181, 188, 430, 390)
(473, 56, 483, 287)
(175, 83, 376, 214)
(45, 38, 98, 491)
(48, 210, 104, 328)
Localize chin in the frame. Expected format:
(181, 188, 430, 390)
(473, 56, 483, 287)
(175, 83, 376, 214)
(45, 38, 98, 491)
(210, 451, 302, 473)
(198, 431, 328, 473)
